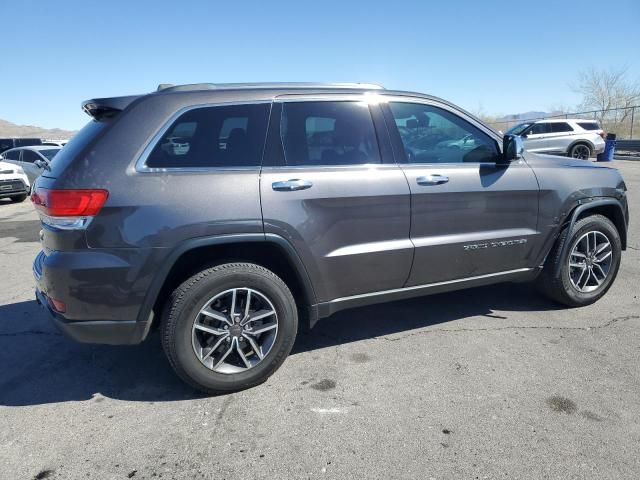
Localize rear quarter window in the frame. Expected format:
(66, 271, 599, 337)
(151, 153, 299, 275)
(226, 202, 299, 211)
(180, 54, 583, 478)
(577, 122, 601, 131)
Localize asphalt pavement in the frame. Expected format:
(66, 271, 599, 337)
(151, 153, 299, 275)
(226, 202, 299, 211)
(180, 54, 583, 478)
(1, 161, 638, 480)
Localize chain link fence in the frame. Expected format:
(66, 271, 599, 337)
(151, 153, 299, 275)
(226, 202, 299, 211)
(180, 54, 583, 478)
(487, 105, 639, 140)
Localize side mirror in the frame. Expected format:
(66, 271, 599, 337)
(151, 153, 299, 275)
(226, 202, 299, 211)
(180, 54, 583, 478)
(502, 134, 524, 162)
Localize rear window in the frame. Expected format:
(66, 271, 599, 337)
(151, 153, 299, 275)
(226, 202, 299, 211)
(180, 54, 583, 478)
(46, 120, 109, 177)
(550, 122, 573, 133)
(145, 104, 270, 169)
(577, 122, 601, 131)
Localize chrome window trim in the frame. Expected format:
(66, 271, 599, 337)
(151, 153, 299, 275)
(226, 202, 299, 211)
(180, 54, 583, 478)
(134, 99, 272, 173)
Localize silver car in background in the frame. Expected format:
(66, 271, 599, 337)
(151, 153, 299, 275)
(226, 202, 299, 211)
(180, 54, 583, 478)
(506, 119, 605, 159)
(0, 145, 61, 184)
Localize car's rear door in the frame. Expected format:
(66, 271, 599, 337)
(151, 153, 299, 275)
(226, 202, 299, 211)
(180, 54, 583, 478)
(382, 99, 540, 286)
(260, 95, 413, 302)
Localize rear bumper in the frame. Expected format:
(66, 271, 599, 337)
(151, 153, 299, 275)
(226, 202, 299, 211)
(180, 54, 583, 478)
(33, 248, 158, 345)
(35, 288, 150, 344)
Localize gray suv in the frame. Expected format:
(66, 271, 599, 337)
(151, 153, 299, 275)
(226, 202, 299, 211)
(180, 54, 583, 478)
(32, 83, 629, 394)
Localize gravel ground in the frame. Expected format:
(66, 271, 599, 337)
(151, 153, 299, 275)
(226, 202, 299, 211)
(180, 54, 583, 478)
(0, 161, 638, 480)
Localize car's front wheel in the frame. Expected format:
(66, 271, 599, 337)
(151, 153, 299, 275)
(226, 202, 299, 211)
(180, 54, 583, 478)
(161, 263, 298, 394)
(538, 214, 621, 306)
(568, 143, 592, 160)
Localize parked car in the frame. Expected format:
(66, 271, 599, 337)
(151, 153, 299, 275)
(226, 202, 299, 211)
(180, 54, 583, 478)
(0, 138, 42, 154)
(505, 119, 605, 159)
(0, 160, 30, 202)
(1, 146, 61, 184)
(31, 83, 629, 394)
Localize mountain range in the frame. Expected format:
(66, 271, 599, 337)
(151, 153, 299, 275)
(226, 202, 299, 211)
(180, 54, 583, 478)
(0, 118, 77, 140)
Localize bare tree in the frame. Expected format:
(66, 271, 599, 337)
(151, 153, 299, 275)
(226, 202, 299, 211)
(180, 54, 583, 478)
(574, 67, 640, 123)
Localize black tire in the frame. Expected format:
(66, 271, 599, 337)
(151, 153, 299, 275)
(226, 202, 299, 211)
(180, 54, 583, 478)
(9, 194, 27, 203)
(568, 143, 592, 160)
(161, 263, 298, 395)
(537, 214, 621, 307)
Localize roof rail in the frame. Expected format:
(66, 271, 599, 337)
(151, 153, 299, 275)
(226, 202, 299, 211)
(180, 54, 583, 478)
(156, 82, 385, 93)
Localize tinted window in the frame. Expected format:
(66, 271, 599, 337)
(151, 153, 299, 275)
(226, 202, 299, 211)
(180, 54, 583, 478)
(21, 150, 40, 163)
(529, 123, 551, 135)
(39, 148, 60, 161)
(47, 120, 109, 177)
(388, 102, 499, 164)
(280, 101, 380, 166)
(145, 104, 270, 169)
(550, 122, 573, 133)
(15, 138, 42, 147)
(577, 122, 600, 131)
(0, 140, 16, 153)
(3, 149, 20, 161)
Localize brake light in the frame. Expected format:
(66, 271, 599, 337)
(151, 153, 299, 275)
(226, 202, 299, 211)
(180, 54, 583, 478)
(31, 188, 108, 216)
(31, 188, 108, 230)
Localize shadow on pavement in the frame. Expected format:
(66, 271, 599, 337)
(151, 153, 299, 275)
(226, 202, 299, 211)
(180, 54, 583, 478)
(0, 282, 563, 406)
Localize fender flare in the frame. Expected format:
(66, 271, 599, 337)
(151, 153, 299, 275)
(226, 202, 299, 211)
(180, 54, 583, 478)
(553, 197, 627, 276)
(135, 233, 318, 332)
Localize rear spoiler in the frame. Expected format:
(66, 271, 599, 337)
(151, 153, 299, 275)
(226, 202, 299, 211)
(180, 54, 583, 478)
(81, 95, 141, 120)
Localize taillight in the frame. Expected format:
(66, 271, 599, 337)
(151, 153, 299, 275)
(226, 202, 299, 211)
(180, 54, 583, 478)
(31, 188, 109, 230)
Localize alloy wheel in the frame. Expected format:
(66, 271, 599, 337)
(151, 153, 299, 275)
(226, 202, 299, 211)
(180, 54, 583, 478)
(571, 144, 591, 160)
(568, 231, 613, 293)
(191, 288, 278, 374)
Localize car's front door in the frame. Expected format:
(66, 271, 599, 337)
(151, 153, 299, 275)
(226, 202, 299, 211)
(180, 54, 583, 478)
(522, 122, 551, 153)
(382, 100, 540, 287)
(260, 97, 413, 302)
(18, 149, 44, 184)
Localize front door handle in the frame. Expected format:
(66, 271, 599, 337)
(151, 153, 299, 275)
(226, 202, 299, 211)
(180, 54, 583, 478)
(272, 179, 313, 191)
(416, 174, 449, 186)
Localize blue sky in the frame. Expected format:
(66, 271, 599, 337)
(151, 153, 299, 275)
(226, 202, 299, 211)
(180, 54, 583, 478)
(1, 0, 638, 130)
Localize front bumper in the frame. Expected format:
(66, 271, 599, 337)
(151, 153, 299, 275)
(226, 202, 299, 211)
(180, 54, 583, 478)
(0, 179, 28, 198)
(33, 249, 153, 345)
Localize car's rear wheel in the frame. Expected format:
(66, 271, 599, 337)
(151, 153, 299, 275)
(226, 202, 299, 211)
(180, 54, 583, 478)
(161, 263, 297, 394)
(537, 214, 621, 306)
(9, 194, 27, 203)
(568, 143, 592, 160)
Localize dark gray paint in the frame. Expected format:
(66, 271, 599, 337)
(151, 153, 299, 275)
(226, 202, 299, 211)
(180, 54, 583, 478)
(33, 85, 629, 345)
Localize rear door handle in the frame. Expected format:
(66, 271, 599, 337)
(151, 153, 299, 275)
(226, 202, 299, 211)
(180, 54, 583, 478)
(272, 179, 313, 191)
(416, 174, 449, 186)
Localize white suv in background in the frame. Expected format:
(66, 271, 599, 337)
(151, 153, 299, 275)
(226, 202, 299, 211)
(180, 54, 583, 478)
(506, 119, 605, 159)
(0, 160, 30, 203)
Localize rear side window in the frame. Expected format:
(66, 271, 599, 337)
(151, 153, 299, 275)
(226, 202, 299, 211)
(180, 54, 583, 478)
(145, 104, 270, 169)
(280, 101, 381, 166)
(550, 122, 573, 133)
(3, 149, 20, 161)
(577, 122, 601, 131)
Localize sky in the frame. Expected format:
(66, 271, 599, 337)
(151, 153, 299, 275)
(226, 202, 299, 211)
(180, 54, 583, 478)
(1, 0, 639, 130)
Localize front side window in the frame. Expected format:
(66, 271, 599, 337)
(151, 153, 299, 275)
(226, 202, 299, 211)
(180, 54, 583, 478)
(529, 123, 551, 135)
(280, 101, 381, 166)
(145, 103, 270, 169)
(21, 150, 40, 163)
(388, 102, 499, 164)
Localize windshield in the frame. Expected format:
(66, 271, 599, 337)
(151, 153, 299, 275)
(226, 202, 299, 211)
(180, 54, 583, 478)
(505, 123, 532, 135)
(39, 148, 60, 161)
